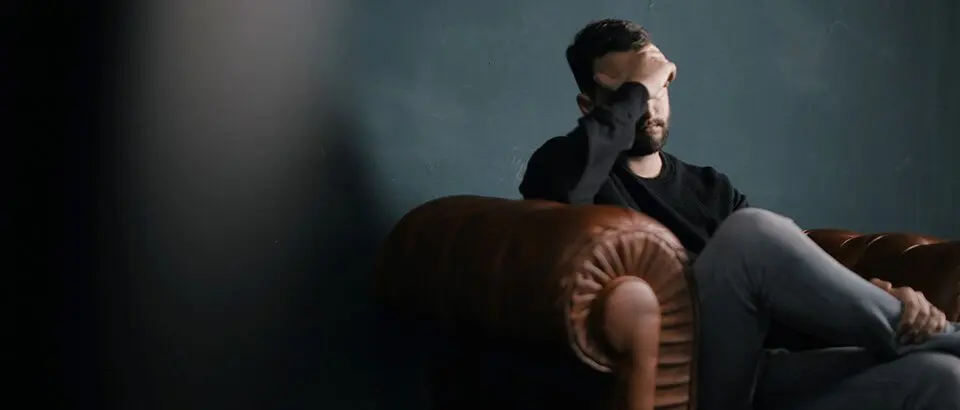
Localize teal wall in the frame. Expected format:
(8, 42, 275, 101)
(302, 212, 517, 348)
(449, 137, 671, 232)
(347, 0, 959, 236)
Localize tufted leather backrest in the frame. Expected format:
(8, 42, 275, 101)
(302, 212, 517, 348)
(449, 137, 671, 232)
(806, 229, 960, 321)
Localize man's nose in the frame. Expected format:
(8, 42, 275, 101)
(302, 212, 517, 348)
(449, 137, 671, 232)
(646, 102, 660, 118)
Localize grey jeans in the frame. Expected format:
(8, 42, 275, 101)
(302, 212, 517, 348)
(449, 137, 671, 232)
(693, 208, 960, 410)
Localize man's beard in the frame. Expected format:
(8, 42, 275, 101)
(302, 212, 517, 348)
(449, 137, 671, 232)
(625, 117, 669, 156)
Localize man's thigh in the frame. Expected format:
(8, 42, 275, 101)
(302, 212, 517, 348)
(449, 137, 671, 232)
(755, 348, 960, 410)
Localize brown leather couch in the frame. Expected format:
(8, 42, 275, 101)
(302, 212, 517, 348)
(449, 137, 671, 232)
(374, 195, 960, 410)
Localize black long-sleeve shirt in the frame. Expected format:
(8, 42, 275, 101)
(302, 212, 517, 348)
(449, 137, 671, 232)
(520, 82, 748, 255)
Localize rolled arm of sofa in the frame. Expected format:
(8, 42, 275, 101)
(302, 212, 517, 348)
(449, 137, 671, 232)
(807, 229, 960, 320)
(374, 196, 696, 387)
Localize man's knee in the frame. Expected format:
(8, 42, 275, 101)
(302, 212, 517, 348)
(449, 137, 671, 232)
(712, 208, 796, 243)
(725, 208, 792, 227)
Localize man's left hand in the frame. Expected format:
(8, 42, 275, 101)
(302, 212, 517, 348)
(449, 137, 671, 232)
(870, 278, 948, 344)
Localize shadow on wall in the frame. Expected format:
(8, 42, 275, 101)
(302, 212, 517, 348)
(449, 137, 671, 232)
(276, 109, 390, 409)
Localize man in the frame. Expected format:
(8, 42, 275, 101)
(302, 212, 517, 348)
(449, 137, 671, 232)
(520, 19, 960, 410)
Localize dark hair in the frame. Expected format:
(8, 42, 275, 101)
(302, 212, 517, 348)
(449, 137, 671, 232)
(566, 19, 650, 96)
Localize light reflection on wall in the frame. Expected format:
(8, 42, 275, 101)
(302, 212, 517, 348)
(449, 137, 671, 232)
(111, 1, 355, 408)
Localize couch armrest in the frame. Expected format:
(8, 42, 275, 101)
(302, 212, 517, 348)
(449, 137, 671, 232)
(375, 195, 697, 409)
(806, 229, 960, 320)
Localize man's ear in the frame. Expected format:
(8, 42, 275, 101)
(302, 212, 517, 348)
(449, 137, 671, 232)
(576, 93, 593, 116)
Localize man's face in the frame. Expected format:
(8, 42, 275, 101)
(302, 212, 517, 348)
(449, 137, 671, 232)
(577, 48, 672, 157)
(632, 86, 670, 156)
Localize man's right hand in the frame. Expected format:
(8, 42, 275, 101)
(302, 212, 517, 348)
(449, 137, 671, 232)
(870, 278, 949, 344)
(593, 45, 677, 98)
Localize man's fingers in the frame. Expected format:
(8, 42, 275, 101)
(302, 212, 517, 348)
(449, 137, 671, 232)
(634, 45, 667, 66)
(897, 288, 920, 336)
(911, 292, 936, 343)
(637, 49, 664, 59)
(935, 310, 949, 333)
(870, 278, 893, 292)
(891, 286, 950, 345)
(637, 44, 662, 55)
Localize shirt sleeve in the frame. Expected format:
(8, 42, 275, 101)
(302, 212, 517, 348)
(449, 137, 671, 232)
(519, 82, 650, 204)
(732, 188, 749, 211)
(718, 172, 749, 216)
